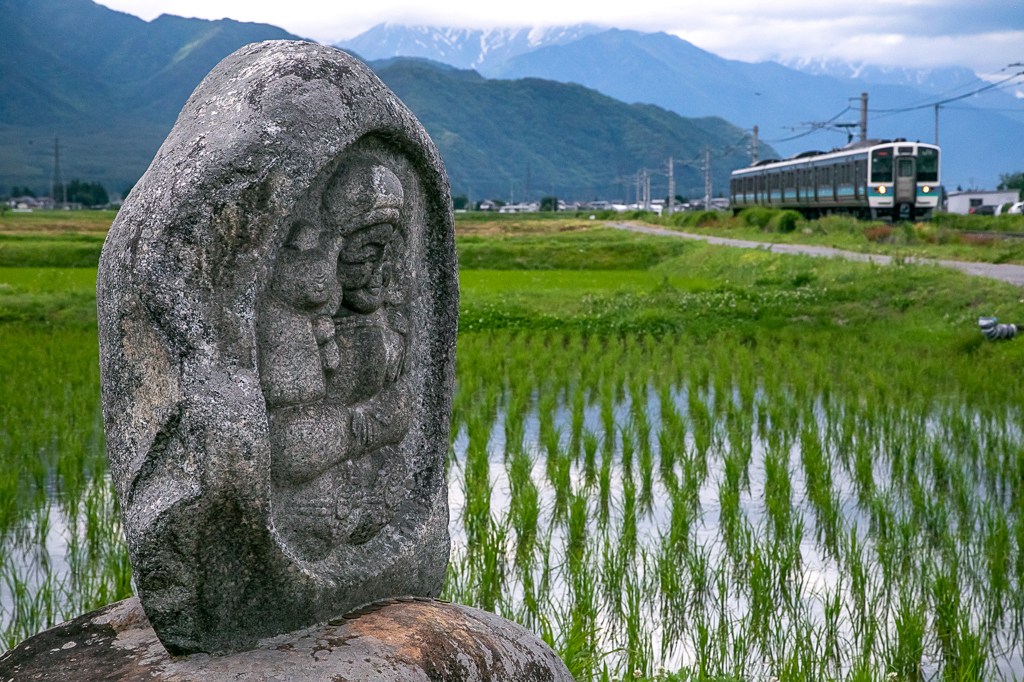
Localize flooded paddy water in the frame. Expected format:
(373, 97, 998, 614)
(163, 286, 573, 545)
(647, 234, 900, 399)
(3, 327, 1024, 681)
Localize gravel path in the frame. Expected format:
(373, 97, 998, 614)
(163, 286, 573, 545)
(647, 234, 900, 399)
(610, 222, 1024, 287)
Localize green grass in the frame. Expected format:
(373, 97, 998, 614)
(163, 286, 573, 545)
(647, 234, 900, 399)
(619, 209, 1024, 266)
(0, 209, 117, 234)
(0, 235, 105, 268)
(458, 228, 694, 270)
(0, 267, 99, 324)
(3, 225, 1024, 681)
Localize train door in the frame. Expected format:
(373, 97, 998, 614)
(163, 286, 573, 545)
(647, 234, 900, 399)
(895, 156, 916, 205)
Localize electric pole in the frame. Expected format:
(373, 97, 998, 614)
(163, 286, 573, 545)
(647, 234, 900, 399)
(859, 92, 868, 142)
(751, 126, 759, 164)
(934, 103, 940, 146)
(703, 145, 711, 210)
(667, 157, 675, 216)
(635, 171, 641, 210)
(644, 171, 651, 211)
(52, 136, 65, 206)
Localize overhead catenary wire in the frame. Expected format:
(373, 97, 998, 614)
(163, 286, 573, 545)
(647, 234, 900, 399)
(869, 71, 1024, 114)
(762, 105, 853, 144)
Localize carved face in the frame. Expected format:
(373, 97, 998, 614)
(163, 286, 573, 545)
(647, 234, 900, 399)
(269, 221, 342, 313)
(323, 163, 404, 315)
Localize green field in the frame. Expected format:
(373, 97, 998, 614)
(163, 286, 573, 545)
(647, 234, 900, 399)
(2, 217, 1024, 681)
(627, 208, 1024, 267)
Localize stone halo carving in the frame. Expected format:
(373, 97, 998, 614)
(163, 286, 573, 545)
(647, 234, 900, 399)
(96, 41, 458, 655)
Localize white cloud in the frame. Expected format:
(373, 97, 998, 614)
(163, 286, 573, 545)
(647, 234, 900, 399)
(95, 0, 1024, 73)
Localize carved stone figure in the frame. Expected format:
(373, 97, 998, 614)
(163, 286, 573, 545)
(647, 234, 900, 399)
(96, 41, 458, 654)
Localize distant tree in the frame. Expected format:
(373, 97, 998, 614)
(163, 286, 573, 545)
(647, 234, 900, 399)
(59, 180, 109, 207)
(998, 172, 1024, 200)
(452, 195, 469, 210)
(540, 196, 558, 212)
(492, 199, 506, 207)
(11, 185, 35, 198)
(664, 194, 685, 204)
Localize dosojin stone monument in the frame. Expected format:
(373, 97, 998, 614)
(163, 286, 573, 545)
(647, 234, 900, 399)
(93, 40, 457, 655)
(0, 39, 574, 681)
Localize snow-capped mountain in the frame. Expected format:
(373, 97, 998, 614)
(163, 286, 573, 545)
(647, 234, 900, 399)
(779, 57, 1024, 124)
(779, 58, 984, 95)
(335, 23, 602, 70)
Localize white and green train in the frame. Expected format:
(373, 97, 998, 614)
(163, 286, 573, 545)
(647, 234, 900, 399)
(730, 139, 940, 221)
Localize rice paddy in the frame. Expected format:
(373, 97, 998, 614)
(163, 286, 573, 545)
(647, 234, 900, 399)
(2, 219, 1024, 680)
(446, 329, 1024, 681)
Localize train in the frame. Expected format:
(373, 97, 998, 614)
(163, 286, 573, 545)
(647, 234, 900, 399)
(729, 139, 940, 221)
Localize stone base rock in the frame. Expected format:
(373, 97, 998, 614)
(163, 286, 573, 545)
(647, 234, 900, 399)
(0, 597, 574, 681)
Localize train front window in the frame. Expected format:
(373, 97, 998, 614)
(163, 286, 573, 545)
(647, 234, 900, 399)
(918, 148, 938, 182)
(897, 158, 914, 178)
(871, 148, 893, 183)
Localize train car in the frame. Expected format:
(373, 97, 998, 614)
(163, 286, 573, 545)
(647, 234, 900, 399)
(730, 139, 940, 221)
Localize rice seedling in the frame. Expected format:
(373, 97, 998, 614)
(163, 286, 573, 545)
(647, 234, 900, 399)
(7, 226, 1024, 681)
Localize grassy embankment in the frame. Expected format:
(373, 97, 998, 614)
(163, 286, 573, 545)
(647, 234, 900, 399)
(587, 206, 1024, 266)
(2, 211, 1024, 681)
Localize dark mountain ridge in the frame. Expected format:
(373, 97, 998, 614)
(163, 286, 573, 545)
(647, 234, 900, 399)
(1, 1, 766, 203)
(0, 0, 301, 194)
(369, 58, 764, 201)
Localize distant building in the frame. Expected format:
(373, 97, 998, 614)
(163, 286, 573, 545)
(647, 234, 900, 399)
(498, 202, 539, 213)
(477, 199, 499, 211)
(8, 196, 56, 210)
(946, 190, 1019, 215)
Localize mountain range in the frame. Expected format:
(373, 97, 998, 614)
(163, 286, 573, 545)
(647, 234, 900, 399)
(0, 0, 760, 202)
(339, 23, 602, 72)
(341, 24, 1024, 190)
(4, 2, 1020, 201)
(0, 0, 298, 196)
(369, 58, 758, 202)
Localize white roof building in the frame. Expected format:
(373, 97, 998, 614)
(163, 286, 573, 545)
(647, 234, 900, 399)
(946, 190, 1020, 215)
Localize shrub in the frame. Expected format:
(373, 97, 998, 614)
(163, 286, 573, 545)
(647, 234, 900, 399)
(738, 206, 777, 230)
(692, 210, 721, 227)
(768, 210, 802, 233)
(864, 225, 893, 242)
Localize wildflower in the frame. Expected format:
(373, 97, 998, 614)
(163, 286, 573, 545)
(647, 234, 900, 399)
(887, 673, 898, 682)
(634, 670, 643, 679)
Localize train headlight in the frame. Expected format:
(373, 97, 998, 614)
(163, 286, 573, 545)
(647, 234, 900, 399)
(922, 185, 931, 193)
(878, 186, 887, 194)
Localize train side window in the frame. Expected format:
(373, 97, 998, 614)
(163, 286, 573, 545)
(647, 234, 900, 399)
(871, 148, 893, 183)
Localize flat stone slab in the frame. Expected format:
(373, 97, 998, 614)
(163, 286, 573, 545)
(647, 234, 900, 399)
(0, 597, 574, 681)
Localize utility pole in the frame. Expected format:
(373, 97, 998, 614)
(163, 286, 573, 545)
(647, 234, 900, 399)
(525, 162, 531, 205)
(934, 103, 940, 146)
(644, 171, 651, 211)
(667, 157, 675, 216)
(859, 92, 868, 142)
(52, 136, 65, 206)
(703, 145, 711, 210)
(751, 126, 759, 164)
(635, 171, 641, 210)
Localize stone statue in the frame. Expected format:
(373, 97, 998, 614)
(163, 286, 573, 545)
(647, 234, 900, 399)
(95, 41, 457, 655)
(3, 39, 576, 682)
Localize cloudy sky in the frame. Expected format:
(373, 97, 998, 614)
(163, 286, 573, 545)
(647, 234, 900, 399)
(96, 0, 1024, 76)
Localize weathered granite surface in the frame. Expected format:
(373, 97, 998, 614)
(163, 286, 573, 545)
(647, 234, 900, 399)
(96, 40, 458, 654)
(0, 597, 575, 681)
